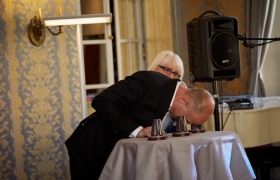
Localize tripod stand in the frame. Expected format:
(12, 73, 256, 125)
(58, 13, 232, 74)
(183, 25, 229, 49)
(212, 81, 220, 131)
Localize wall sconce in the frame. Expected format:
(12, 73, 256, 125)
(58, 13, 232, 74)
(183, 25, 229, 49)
(28, 9, 112, 46)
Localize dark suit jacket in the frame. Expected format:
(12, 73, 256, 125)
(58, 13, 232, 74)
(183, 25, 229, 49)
(65, 71, 180, 179)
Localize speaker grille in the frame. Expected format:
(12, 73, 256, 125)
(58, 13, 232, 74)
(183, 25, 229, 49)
(211, 33, 238, 68)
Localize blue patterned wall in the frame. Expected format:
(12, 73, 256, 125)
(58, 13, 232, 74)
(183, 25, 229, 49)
(0, 0, 82, 179)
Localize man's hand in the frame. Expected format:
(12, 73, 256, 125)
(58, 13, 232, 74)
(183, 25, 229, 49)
(136, 126, 152, 138)
(136, 126, 166, 138)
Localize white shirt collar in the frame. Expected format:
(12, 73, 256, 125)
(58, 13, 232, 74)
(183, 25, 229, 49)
(169, 81, 185, 110)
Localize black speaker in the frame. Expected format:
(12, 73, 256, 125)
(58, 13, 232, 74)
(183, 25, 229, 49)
(187, 11, 241, 82)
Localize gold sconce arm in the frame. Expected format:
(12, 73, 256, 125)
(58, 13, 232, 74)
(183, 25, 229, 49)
(46, 26, 62, 36)
(28, 16, 63, 46)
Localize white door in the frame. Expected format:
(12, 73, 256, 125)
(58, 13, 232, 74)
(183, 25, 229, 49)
(78, 0, 145, 116)
(78, 0, 114, 117)
(114, 0, 144, 81)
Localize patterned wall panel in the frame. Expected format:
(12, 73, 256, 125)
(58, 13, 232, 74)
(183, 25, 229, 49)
(0, 0, 82, 179)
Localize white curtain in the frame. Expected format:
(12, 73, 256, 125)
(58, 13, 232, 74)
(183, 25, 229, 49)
(247, 0, 276, 97)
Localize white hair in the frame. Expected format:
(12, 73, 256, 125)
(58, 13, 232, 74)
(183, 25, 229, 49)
(148, 50, 184, 79)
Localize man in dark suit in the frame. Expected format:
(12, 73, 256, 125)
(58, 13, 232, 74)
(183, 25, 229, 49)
(65, 71, 215, 180)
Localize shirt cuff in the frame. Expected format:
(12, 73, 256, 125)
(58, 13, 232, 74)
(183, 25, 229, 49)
(129, 126, 143, 138)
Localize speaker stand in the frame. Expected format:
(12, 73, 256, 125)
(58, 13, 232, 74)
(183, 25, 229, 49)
(212, 81, 220, 131)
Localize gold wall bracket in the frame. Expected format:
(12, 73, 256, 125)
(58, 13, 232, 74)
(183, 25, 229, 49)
(28, 16, 63, 46)
(28, 16, 46, 46)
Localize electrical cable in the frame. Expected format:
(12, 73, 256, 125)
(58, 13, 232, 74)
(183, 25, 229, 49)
(222, 110, 232, 130)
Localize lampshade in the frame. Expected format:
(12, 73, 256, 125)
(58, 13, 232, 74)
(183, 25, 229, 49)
(44, 13, 112, 26)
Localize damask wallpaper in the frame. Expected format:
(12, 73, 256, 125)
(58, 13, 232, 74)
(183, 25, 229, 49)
(0, 0, 82, 179)
(0, 0, 249, 180)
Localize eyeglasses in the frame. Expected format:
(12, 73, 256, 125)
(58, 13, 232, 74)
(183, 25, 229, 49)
(158, 66, 181, 78)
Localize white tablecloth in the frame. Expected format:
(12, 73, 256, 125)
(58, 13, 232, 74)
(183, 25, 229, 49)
(99, 131, 256, 180)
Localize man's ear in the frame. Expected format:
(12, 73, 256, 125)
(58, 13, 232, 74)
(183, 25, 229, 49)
(179, 97, 189, 105)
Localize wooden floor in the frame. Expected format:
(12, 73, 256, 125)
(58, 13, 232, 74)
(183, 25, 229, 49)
(246, 142, 280, 180)
(253, 167, 280, 180)
(270, 168, 280, 180)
